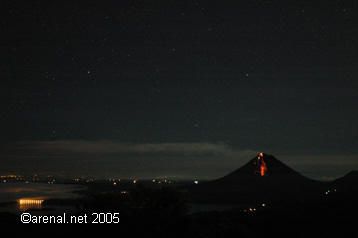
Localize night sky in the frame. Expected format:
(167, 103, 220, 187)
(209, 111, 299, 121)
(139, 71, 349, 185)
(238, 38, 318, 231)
(1, 1, 357, 179)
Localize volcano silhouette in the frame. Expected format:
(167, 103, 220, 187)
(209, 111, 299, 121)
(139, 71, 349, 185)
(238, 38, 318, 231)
(188, 153, 325, 204)
(218, 153, 304, 181)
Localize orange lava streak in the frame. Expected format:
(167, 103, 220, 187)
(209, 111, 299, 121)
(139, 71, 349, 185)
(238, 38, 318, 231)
(260, 159, 267, 176)
(258, 153, 268, 176)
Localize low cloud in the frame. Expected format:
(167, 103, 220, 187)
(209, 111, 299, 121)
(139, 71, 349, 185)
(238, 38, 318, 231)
(18, 140, 245, 156)
(4, 140, 356, 180)
(2, 140, 256, 179)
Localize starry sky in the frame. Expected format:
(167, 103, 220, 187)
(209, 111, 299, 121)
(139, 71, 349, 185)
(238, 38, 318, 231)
(1, 1, 357, 179)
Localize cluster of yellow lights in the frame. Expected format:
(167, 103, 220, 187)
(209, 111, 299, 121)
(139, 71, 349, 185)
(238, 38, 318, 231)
(18, 199, 44, 205)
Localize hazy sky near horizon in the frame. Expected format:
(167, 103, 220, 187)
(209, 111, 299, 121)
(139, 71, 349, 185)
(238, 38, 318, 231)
(0, 1, 357, 179)
(1, 140, 357, 180)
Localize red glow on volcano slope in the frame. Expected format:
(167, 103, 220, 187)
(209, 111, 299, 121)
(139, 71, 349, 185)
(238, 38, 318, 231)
(258, 153, 268, 176)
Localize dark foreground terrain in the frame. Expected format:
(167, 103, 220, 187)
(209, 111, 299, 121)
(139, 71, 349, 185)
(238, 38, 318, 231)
(1, 155, 357, 237)
(0, 184, 357, 237)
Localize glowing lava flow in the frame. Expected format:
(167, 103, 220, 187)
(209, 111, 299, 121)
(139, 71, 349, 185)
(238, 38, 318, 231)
(258, 152, 268, 176)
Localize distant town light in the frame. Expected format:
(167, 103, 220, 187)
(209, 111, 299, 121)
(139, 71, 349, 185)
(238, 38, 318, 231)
(194, 180, 199, 184)
(18, 199, 44, 205)
(133, 180, 137, 184)
(18, 198, 44, 211)
(262, 203, 266, 207)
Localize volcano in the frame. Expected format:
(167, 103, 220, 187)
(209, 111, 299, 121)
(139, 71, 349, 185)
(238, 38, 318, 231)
(188, 153, 326, 204)
(217, 153, 305, 181)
